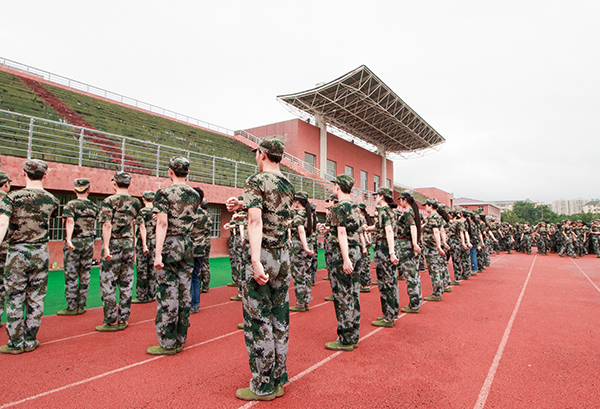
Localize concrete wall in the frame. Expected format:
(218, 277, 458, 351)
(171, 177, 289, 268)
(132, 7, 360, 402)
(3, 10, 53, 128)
(414, 187, 454, 207)
(244, 119, 394, 190)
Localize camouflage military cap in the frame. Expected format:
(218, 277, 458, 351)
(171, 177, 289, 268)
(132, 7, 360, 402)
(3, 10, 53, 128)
(201, 198, 208, 209)
(0, 171, 11, 185)
(112, 171, 132, 185)
(238, 195, 244, 201)
(23, 159, 48, 178)
(397, 191, 413, 201)
(358, 202, 366, 210)
(332, 174, 354, 192)
(310, 202, 316, 211)
(74, 178, 91, 192)
(294, 191, 309, 201)
(252, 137, 285, 158)
(325, 194, 336, 202)
(424, 198, 438, 207)
(374, 187, 393, 199)
(169, 156, 190, 174)
(142, 191, 155, 201)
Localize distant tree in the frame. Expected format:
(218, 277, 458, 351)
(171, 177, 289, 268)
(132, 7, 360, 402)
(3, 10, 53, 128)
(500, 210, 525, 224)
(508, 202, 560, 225)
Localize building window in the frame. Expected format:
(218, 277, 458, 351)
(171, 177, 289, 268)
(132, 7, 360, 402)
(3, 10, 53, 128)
(327, 160, 337, 181)
(360, 171, 368, 191)
(208, 206, 221, 238)
(345, 165, 354, 178)
(386, 179, 391, 188)
(374, 175, 380, 191)
(304, 152, 316, 172)
(478, 206, 484, 212)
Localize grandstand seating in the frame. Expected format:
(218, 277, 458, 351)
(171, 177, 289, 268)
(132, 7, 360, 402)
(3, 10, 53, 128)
(0, 69, 256, 165)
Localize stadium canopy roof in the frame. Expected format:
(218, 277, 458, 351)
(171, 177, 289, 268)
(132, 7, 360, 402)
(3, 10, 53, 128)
(277, 65, 445, 157)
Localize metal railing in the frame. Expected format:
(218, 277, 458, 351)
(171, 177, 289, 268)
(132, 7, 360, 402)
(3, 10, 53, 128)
(0, 110, 377, 206)
(1, 56, 322, 176)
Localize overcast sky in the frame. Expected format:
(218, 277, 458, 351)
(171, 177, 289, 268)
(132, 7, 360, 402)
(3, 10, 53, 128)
(2, 1, 598, 203)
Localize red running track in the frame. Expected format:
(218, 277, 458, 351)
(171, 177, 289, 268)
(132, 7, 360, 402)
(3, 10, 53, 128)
(1, 252, 599, 408)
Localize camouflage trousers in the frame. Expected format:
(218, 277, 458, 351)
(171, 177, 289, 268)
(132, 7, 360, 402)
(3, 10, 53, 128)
(100, 238, 135, 324)
(229, 236, 239, 285)
(290, 237, 312, 305)
(537, 236, 547, 255)
(461, 247, 471, 278)
(135, 238, 157, 302)
(356, 245, 372, 287)
(492, 237, 500, 254)
(234, 236, 245, 293)
(155, 235, 193, 349)
(476, 246, 485, 270)
(559, 238, 575, 257)
(397, 239, 421, 309)
(590, 236, 600, 256)
(0, 252, 6, 321)
(201, 242, 212, 290)
(483, 239, 492, 265)
(523, 234, 532, 254)
(241, 245, 291, 396)
(373, 240, 399, 321)
(418, 251, 426, 272)
(4, 243, 49, 350)
(329, 244, 361, 345)
(423, 246, 444, 297)
(63, 237, 94, 310)
(448, 237, 464, 282)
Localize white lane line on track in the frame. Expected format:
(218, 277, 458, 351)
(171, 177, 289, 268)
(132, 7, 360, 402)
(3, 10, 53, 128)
(237, 317, 405, 408)
(0, 330, 240, 409)
(571, 259, 600, 294)
(473, 255, 537, 409)
(43, 300, 236, 345)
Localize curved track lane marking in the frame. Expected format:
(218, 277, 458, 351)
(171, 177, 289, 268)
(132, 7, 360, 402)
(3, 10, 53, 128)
(570, 259, 600, 293)
(473, 255, 537, 409)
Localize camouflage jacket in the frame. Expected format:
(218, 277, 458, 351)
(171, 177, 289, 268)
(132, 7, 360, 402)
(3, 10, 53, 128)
(329, 199, 361, 248)
(98, 194, 142, 239)
(136, 207, 156, 240)
(290, 208, 307, 240)
(0, 188, 59, 244)
(243, 171, 295, 249)
(396, 208, 415, 239)
(422, 213, 442, 250)
(374, 205, 394, 241)
(192, 206, 212, 257)
(153, 184, 201, 237)
(63, 198, 99, 239)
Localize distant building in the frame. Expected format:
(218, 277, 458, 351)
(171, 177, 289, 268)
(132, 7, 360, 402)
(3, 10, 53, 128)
(583, 199, 600, 214)
(454, 197, 501, 221)
(551, 198, 588, 215)
(413, 187, 454, 207)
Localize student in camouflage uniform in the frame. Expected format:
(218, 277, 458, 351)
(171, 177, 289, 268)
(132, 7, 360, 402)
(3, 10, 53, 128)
(96, 171, 142, 332)
(357, 203, 373, 292)
(132, 191, 156, 304)
(230, 209, 247, 301)
(194, 197, 212, 298)
(226, 137, 295, 401)
(590, 220, 600, 257)
(396, 192, 422, 313)
(322, 194, 338, 302)
(521, 222, 533, 255)
(437, 205, 452, 291)
(200, 199, 213, 292)
(0, 171, 11, 327)
(190, 187, 206, 313)
(289, 191, 315, 312)
(363, 187, 399, 327)
(459, 211, 473, 279)
(147, 157, 201, 355)
(0, 160, 59, 354)
(308, 202, 319, 287)
(446, 210, 466, 285)
(323, 174, 362, 351)
(57, 178, 99, 316)
(422, 199, 446, 301)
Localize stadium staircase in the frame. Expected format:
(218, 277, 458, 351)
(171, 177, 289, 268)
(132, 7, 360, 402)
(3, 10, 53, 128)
(17, 76, 148, 174)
